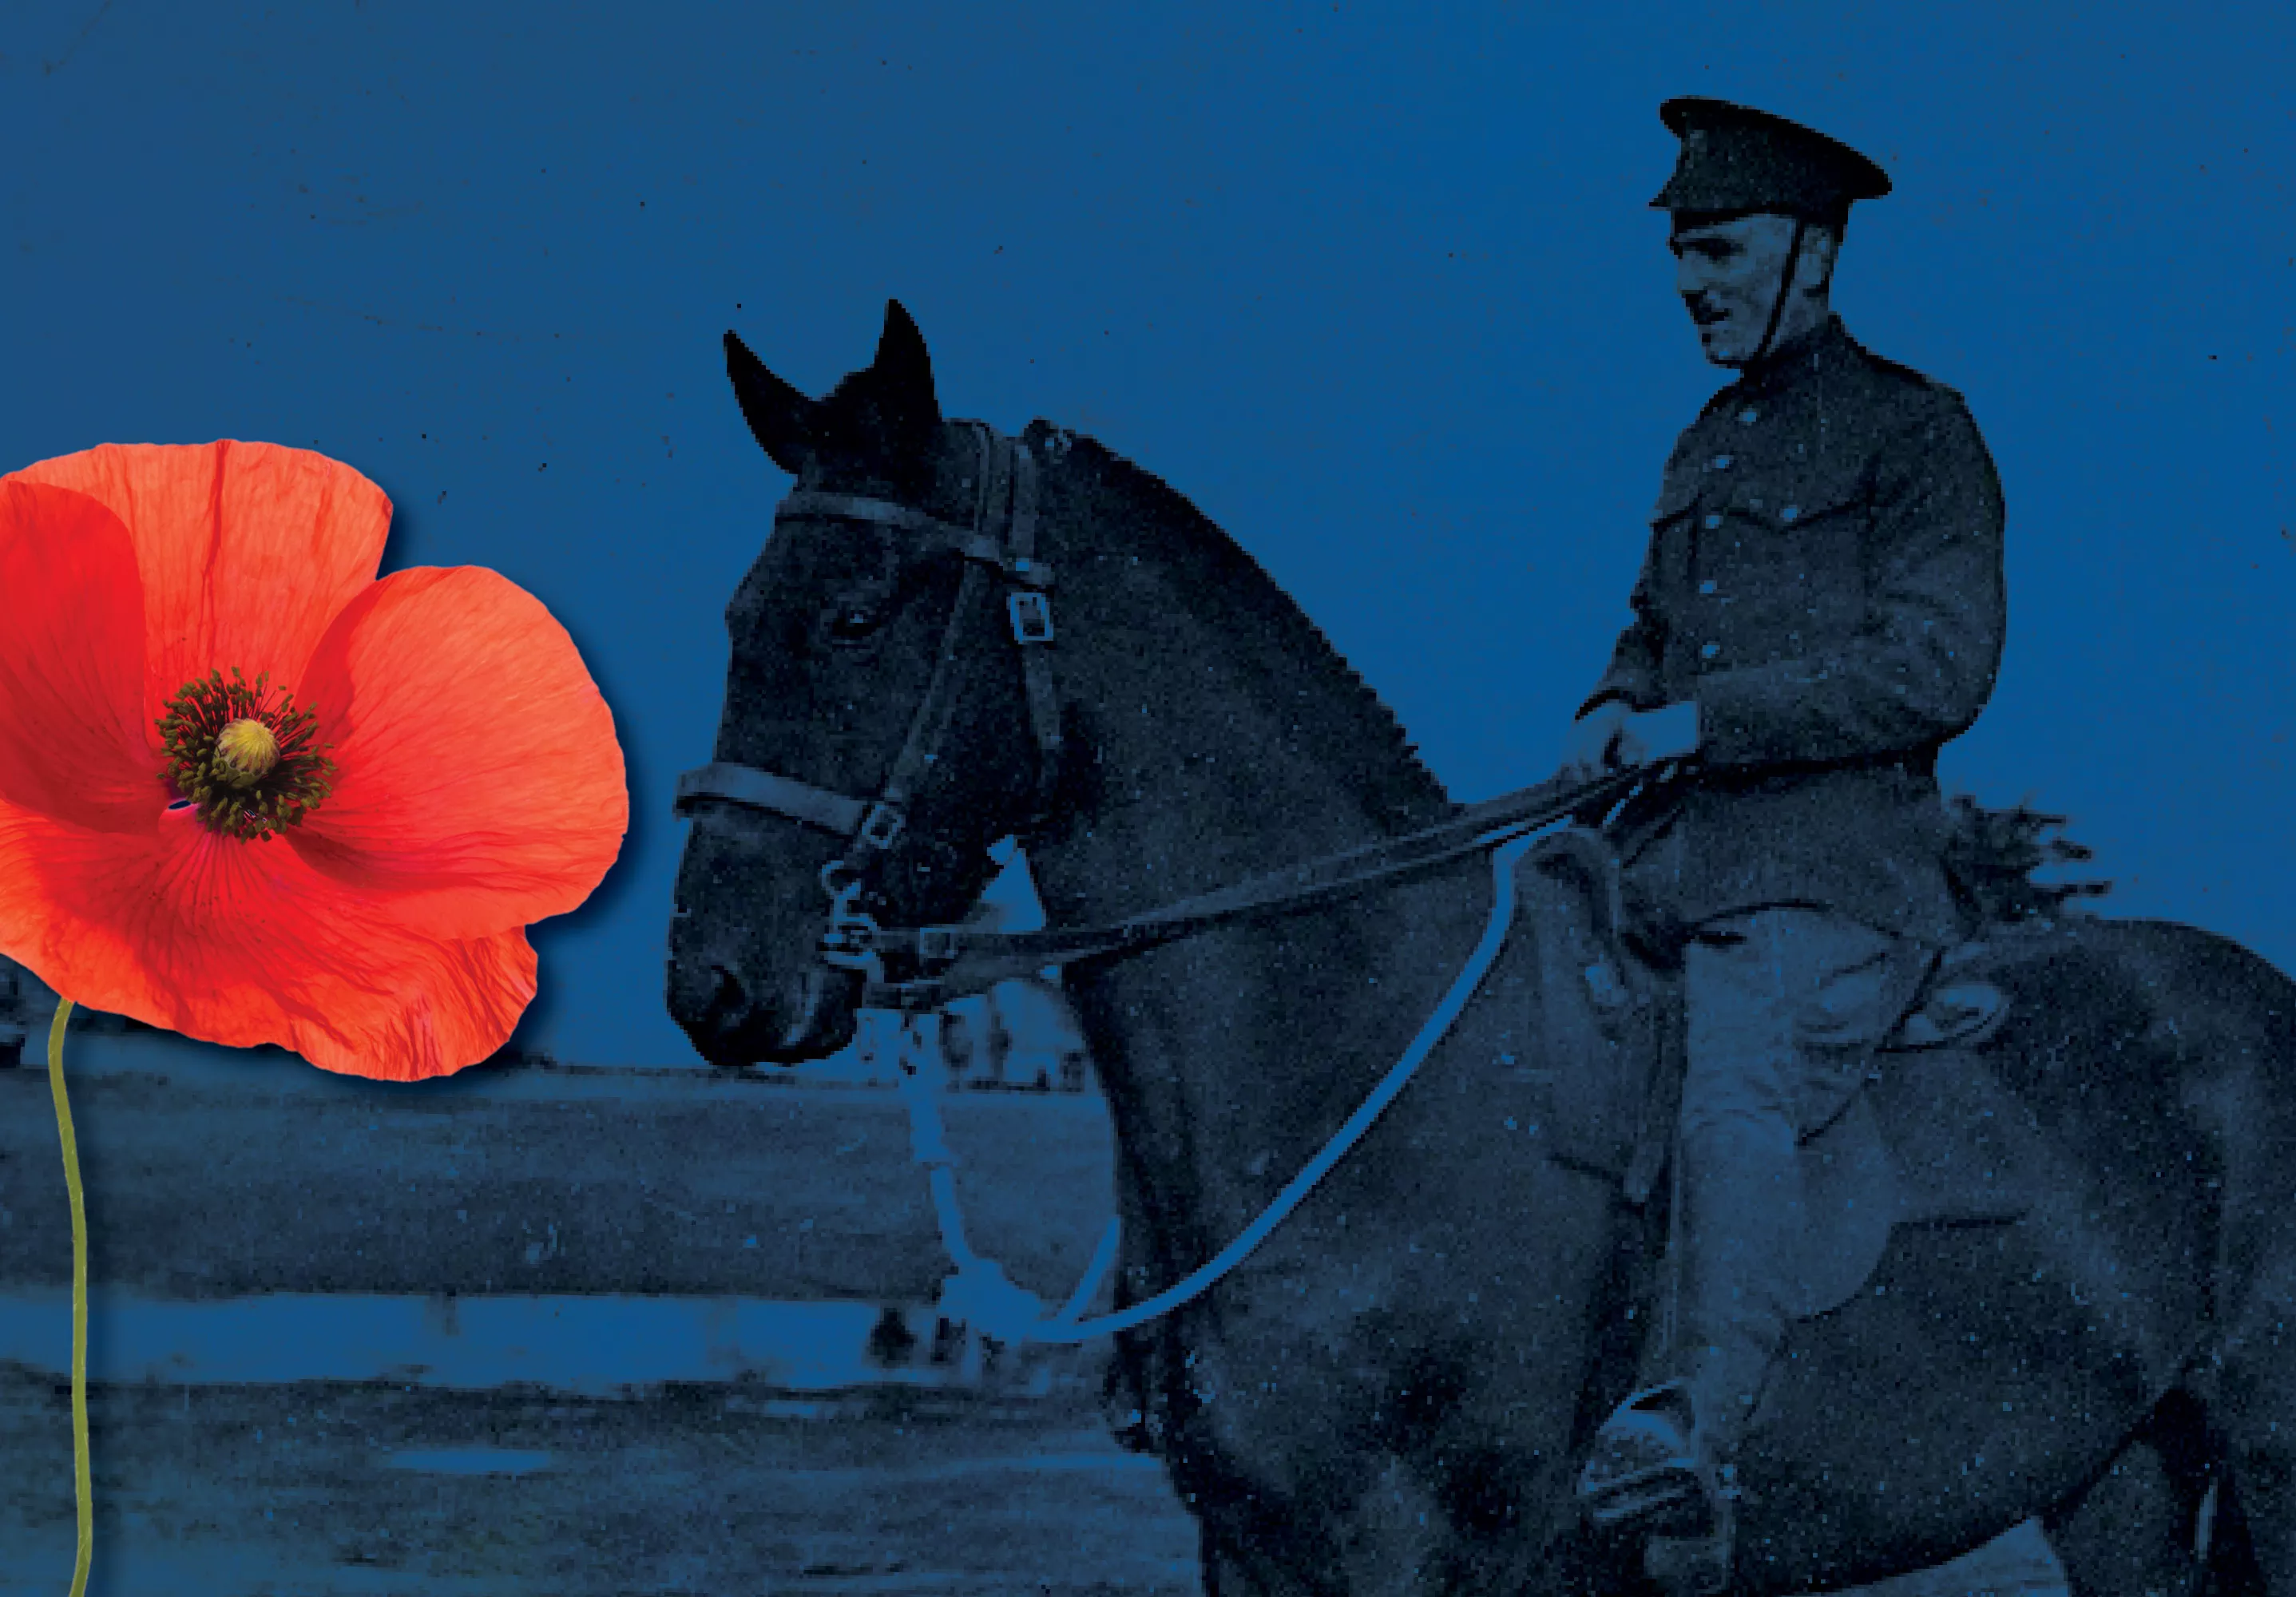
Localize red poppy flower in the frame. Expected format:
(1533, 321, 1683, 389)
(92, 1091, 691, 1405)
(0, 441, 627, 1080)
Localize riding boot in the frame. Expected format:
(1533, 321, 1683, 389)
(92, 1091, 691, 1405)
(1578, 1088, 1801, 1536)
(1673, 1118, 1798, 1456)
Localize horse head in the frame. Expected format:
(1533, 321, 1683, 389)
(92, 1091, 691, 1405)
(666, 302, 1048, 1066)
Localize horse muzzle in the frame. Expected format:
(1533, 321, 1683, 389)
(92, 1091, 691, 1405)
(667, 956, 864, 1068)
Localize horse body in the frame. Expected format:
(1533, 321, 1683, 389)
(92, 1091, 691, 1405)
(668, 303, 2296, 1594)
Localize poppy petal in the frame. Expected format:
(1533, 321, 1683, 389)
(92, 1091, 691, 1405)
(294, 566, 628, 938)
(9, 442, 392, 730)
(0, 481, 161, 830)
(0, 806, 535, 1080)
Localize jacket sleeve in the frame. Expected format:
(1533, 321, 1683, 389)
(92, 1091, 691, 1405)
(1576, 533, 1670, 719)
(1691, 394, 2006, 768)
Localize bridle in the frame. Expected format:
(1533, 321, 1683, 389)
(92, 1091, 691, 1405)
(667, 415, 1664, 1343)
(672, 420, 1063, 983)
(671, 420, 1656, 1012)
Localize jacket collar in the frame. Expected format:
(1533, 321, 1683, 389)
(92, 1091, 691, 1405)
(1729, 312, 1854, 401)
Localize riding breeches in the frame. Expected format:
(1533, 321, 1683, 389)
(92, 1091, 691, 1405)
(1669, 905, 1913, 1452)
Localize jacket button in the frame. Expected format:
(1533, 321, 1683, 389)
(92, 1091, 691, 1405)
(1711, 454, 1735, 470)
(1738, 407, 1759, 425)
(1781, 505, 1800, 522)
(1702, 513, 1723, 529)
(1698, 579, 1718, 595)
(1699, 641, 1721, 660)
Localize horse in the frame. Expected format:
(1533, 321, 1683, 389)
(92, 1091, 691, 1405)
(666, 299, 2296, 1595)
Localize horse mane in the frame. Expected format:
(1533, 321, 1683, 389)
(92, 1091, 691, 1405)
(1013, 425, 2100, 919)
(1030, 422, 1457, 831)
(1942, 795, 2112, 924)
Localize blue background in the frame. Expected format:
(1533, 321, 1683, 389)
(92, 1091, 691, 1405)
(2, 0, 2290, 1068)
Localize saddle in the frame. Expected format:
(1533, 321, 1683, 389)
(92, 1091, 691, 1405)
(1516, 828, 2119, 1321)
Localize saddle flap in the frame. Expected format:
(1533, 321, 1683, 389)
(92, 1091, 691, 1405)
(1516, 830, 1666, 1187)
(1868, 1044, 2049, 1227)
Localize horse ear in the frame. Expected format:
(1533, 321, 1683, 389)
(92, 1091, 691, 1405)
(869, 299, 943, 438)
(724, 330, 820, 477)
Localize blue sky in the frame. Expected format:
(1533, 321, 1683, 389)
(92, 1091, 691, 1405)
(2, 0, 2289, 1065)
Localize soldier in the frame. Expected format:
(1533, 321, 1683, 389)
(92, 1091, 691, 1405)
(1563, 98, 2008, 1538)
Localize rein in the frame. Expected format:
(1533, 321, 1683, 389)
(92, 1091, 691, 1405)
(855, 764, 1646, 1009)
(898, 828, 1551, 1346)
(672, 430, 1665, 1344)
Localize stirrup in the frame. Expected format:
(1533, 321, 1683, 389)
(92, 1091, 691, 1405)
(1576, 1382, 1727, 1540)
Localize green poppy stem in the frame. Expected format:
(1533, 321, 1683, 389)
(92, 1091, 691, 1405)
(46, 997, 89, 1597)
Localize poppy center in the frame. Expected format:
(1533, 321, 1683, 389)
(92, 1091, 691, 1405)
(157, 668, 338, 841)
(214, 719, 280, 786)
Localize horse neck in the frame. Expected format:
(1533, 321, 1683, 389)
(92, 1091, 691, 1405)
(1019, 433, 1453, 906)
(1018, 442, 1487, 1246)
(1031, 564, 1445, 917)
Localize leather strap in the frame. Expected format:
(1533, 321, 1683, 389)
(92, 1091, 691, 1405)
(1751, 217, 1808, 364)
(672, 763, 869, 835)
(680, 420, 1668, 1012)
(777, 490, 1053, 587)
(676, 422, 1066, 863)
(843, 424, 1002, 867)
(1005, 442, 1065, 822)
(861, 765, 1654, 1009)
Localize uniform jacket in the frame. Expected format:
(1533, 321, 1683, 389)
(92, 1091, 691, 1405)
(1582, 315, 2006, 944)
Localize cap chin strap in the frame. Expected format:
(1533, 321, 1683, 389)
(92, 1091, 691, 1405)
(1749, 216, 1808, 365)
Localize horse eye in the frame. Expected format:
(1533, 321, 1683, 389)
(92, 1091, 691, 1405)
(824, 601, 889, 644)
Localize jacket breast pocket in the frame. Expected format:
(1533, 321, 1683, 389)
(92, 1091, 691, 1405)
(1745, 474, 1870, 635)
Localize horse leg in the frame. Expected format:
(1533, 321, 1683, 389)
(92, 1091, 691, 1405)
(1201, 1523, 1254, 1597)
(2201, 1096, 2296, 1593)
(1201, 1520, 1322, 1597)
(2215, 1342, 2296, 1597)
(1326, 1456, 1455, 1596)
(2044, 1390, 2215, 1597)
(1193, 1460, 1458, 1597)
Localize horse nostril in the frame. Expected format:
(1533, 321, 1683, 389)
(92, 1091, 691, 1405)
(668, 956, 744, 1032)
(709, 964, 747, 1021)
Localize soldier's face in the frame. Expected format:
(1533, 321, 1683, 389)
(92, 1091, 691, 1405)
(1671, 214, 1825, 366)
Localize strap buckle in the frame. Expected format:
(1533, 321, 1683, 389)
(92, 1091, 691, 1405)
(819, 866, 886, 977)
(1008, 590, 1055, 645)
(819, 916, 882, 969)
(858, 802, 906, 850)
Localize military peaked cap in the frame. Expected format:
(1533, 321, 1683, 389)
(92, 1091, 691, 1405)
(1651, 97, 1891, 222)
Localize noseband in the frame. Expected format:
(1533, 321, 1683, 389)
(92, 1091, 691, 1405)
(672, 421, 1064, 977)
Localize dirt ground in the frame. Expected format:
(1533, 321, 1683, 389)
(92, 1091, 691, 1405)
(0, 1057, 2072, 1595)
(0, 1369, 2068, 1597)
(0, 1371, 1197, 1597)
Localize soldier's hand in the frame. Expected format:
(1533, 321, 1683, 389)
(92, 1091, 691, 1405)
(1560, 700, 1632, 782)
(1613, 701, 1700, 768)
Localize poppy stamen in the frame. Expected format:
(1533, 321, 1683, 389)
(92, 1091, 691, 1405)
(157, 668, 337, 841)
(214, 719, 280, 786)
